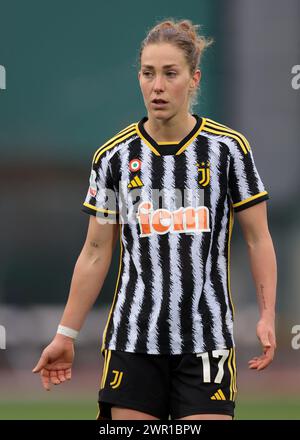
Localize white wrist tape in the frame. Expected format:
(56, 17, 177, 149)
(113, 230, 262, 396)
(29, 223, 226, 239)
(57, 325, 79, 340)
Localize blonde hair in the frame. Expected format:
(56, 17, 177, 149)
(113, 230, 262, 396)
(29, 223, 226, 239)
(139, 19, 214, 109)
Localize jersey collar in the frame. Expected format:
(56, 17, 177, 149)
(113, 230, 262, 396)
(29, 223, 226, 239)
(136, 115, 205, 156)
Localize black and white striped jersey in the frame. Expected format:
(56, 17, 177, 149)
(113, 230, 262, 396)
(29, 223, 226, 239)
(82, 115, 269, 355)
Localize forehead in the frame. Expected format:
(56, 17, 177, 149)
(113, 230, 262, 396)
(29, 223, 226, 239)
(141, 43, 187, 67)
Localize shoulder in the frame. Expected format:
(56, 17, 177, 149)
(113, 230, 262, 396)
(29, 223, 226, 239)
(92, 121, 139, 165)
(201, 117, 251, 155)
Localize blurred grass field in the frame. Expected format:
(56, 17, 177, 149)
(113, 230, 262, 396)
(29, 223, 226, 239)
(0, 397, 299, 420)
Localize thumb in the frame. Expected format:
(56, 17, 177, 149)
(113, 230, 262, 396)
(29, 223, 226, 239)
(32, 354, 48, 373)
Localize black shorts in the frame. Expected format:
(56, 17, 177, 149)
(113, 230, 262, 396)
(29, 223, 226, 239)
(97, 348, 237, 420)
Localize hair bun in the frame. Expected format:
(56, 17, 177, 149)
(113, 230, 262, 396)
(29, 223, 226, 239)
(178, 20, 199, 41)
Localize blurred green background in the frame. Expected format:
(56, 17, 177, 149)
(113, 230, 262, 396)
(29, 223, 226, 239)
(0, 397, 300, 420)
(1, 0, 300, 420)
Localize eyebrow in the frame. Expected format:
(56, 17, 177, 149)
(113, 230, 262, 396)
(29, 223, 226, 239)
(141, 64, 179, 69)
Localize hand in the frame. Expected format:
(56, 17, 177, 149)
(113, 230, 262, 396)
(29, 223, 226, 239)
(32, 334, 75, 391)
(248, 318, 276, 371)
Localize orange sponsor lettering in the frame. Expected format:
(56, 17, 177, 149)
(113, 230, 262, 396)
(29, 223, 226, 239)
(137, 202, 210, 237)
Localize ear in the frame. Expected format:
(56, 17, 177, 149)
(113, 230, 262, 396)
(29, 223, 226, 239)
(190, 69, 201, 89)
(138, 71, 141, 81)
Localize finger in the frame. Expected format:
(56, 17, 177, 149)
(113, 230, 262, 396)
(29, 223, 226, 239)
(49, 370, 59, 383)
(50, 370, 61, 385)
(248, 357, 259, 363)
(257, 358, 272, 370)
(57, 370, 66, 382)
(41, 369, 51, 391)
(249, 361, 260, 369)
(257, 349, 274, 370)
(250, 350, 273, 370)
(248, 355, 264, 368)
(51, 377, 61, 385)
(248, 357, 262, 364)
(249, 359, 265, 369)
(32, 354, 49, 373)
(65, 368, 72, 380)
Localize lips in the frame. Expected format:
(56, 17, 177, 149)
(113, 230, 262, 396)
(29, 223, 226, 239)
(152, 98, 168, 104)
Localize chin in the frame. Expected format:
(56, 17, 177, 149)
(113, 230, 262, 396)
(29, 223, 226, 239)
(148, 109, 174, 121)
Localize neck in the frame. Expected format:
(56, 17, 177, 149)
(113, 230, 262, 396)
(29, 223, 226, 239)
(144, 112, 196, 143)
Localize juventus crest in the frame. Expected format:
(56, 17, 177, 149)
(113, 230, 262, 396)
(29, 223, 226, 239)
(197, 162, 210, 187)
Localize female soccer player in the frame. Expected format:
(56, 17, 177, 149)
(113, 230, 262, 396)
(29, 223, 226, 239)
(33, 19, 277, 420)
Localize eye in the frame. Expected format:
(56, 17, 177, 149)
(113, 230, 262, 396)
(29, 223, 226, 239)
(142, 71, 153, 78)
(166, 71, 177, 77)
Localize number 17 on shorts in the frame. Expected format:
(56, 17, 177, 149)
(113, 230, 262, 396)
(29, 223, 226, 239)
(196, 348, 237, 401)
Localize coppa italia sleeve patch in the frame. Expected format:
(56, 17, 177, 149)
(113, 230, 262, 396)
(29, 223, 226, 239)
(129, 158, 142, 172)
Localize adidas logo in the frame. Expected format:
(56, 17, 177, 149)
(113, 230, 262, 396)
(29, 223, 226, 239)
(210, 389, 226, 400)
(128, 175, 143, 188)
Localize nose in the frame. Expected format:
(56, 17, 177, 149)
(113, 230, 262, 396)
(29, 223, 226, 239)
(153, 74, 165, 92)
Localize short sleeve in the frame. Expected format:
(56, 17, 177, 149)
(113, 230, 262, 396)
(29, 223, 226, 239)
(82, 152, 119, 223)
(228, 138, 269, 212)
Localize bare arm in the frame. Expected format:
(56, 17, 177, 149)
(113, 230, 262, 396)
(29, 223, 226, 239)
(32, 216, 119, 389)
(59, 215, 119, 330)
(237, 201, 277, 370)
